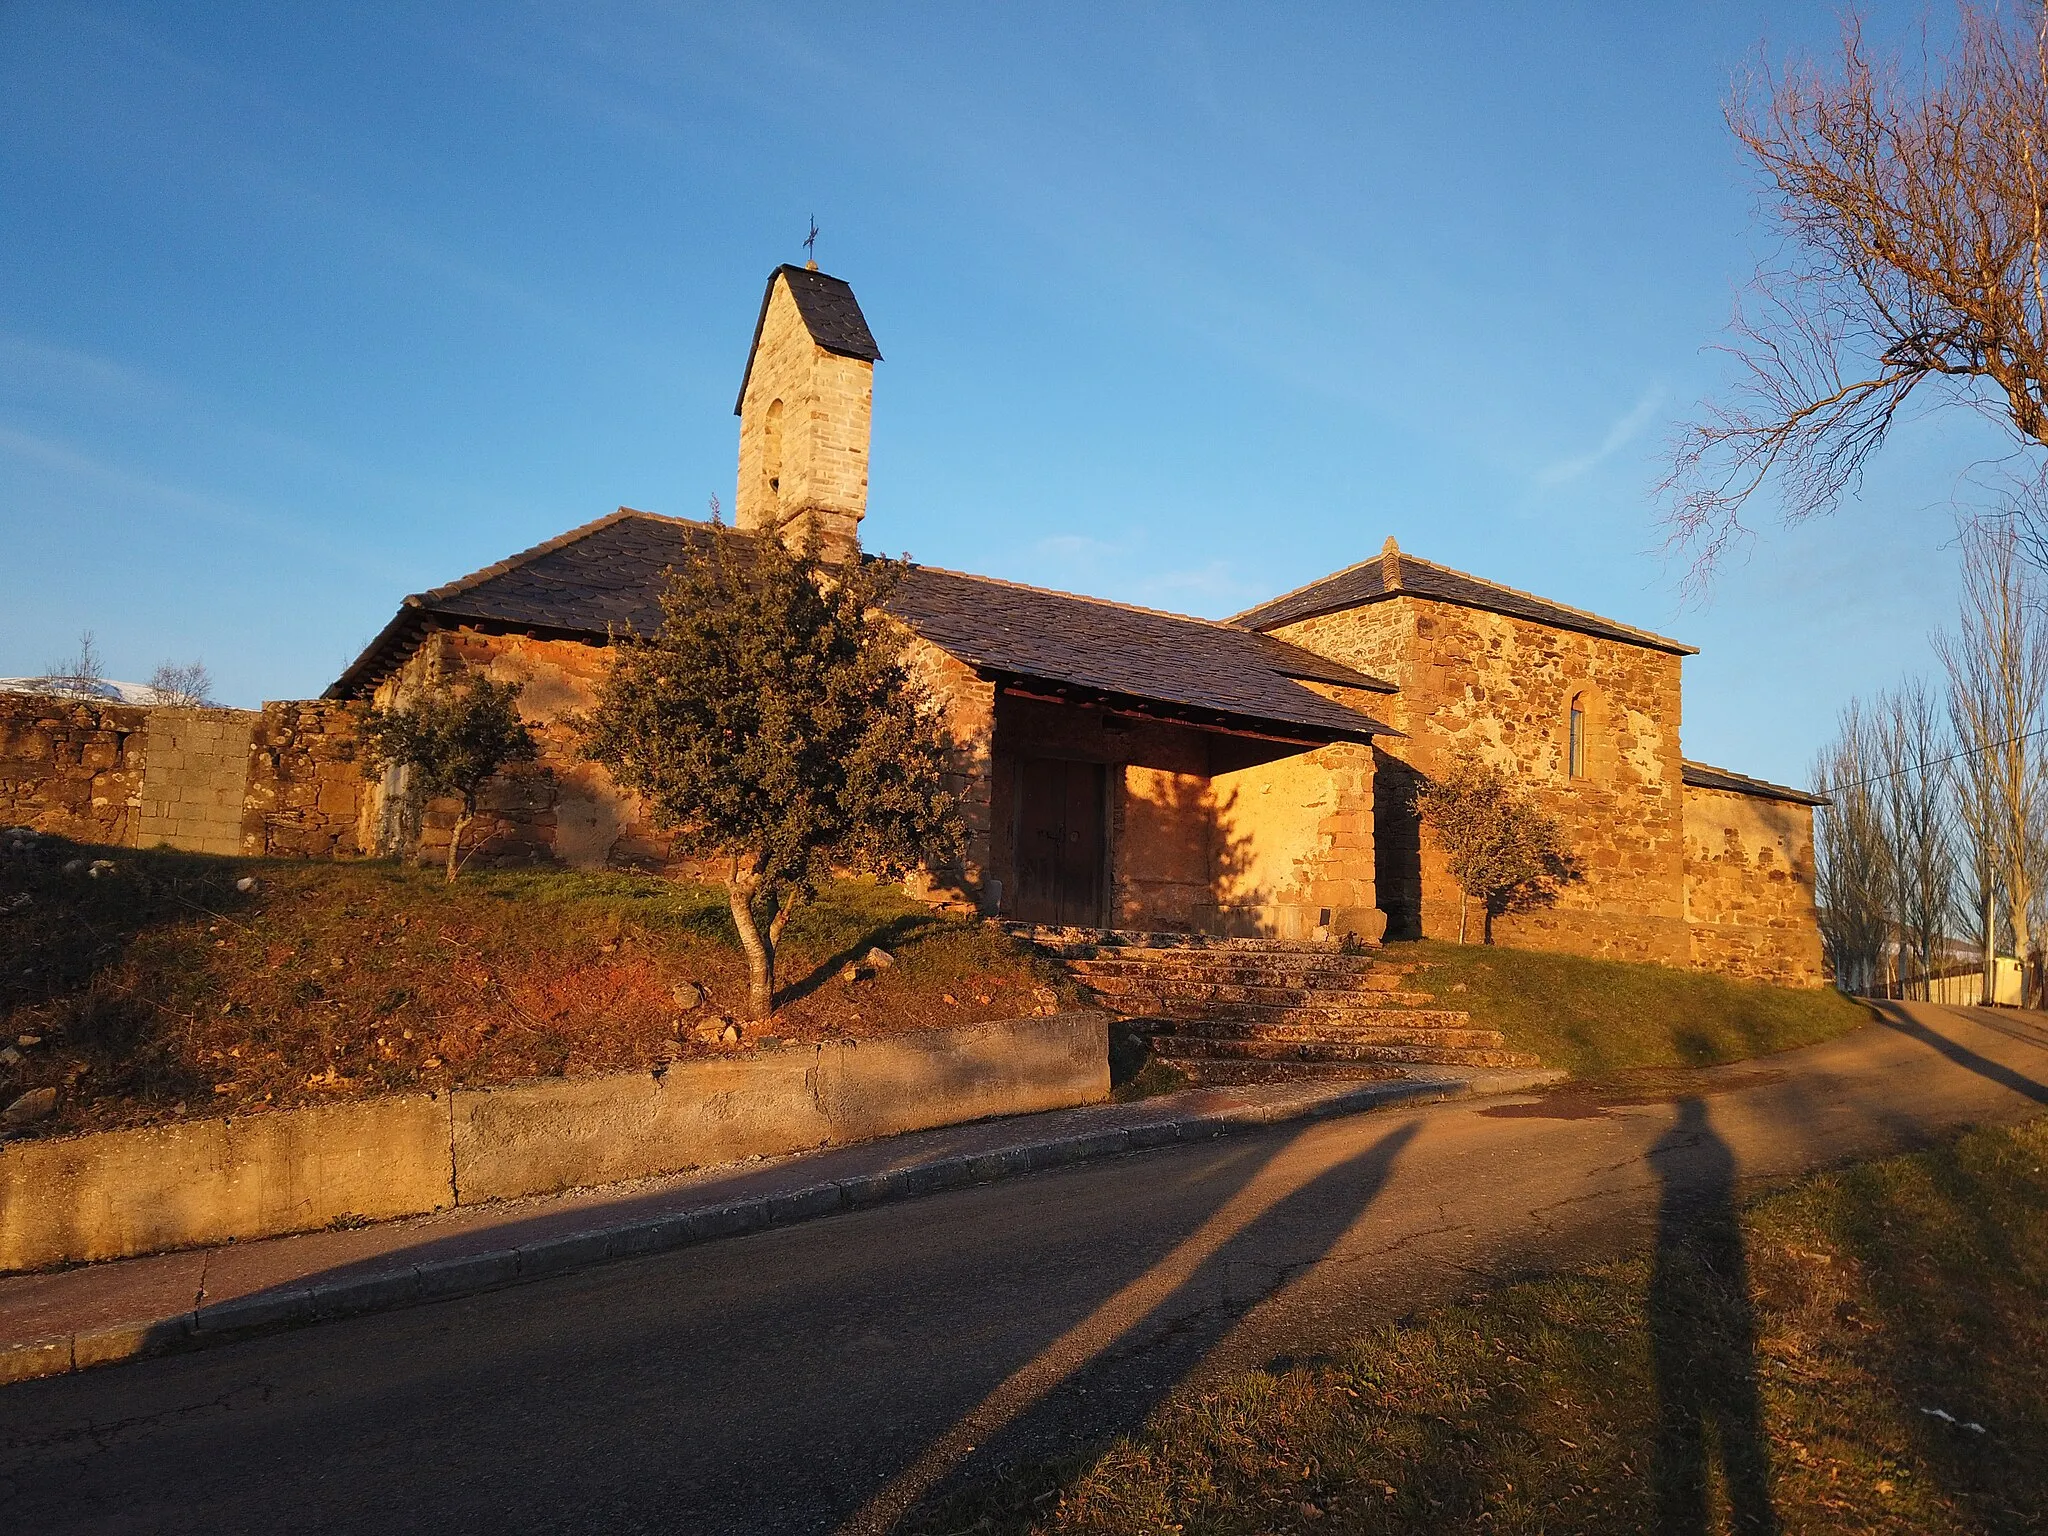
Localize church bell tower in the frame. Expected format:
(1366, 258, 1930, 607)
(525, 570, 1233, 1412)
(733, 263, 881, 563)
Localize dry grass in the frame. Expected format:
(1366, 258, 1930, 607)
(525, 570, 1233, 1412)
(0, 837, 1079, 1139)
(910, 1115, 2048, 1534)
(1399, 939, 1874, 1078)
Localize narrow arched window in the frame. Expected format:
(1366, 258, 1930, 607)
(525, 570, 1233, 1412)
(1568, 692, 1588, 779)
(762, 399, 784, 499)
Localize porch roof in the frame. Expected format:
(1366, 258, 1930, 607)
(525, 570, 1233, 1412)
(326, 510, 1396, 743)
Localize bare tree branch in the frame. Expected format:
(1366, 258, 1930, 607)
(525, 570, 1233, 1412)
(1665, 3, 2048, 584)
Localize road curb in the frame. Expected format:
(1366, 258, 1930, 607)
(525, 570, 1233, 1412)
(0, 1069, 1556, 1387)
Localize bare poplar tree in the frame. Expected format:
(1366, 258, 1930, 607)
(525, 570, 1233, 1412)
(1934, 520, 2048, 1001)
(1665, 3, 2048, 577)
(1813, 702, 1893, 993)
(1875, 679, 1956, 993)
(1948, 736, 2005, 999)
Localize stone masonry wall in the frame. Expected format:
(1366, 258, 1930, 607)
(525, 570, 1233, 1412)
(1683, 784, 1828, 987)
(365, 627, 668, 873)
(0, 693, 149, 846)
(359, 625, 992, 897)
(735, 273, 873, 560)
(135, 709, 259, 856)
(1211, 739, 1379, 942)
(904, 635, 994, 909)
(1271, 595, 1692, 964)
(241, 701, 366, 858)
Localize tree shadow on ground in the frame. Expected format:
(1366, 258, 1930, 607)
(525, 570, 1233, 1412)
(1872, 1003, 2048, 1105)
(883, 1121, 1420, 1532)
(1648, 1097, 1779, 1535)
(775, 913, 939, 1009)
(1814, 1111, 2048, 1531)
(16, 1120, 1414, 1536)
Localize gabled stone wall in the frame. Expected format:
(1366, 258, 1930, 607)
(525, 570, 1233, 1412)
(1270, 595, 1691, 963)
(364, 626, 670, 873)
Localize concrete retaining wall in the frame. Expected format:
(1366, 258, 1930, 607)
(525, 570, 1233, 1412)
(0, 1012, 1109, 1272)
(0, 1094, 450, 1272)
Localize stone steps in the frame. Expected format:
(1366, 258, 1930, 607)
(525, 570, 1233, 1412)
(1076, 978, 1440, 1010)
(1001, 924, 1346, 957)
(1069, 960, 1415, 992)
(1013, 924, 1544, 1086)
(1116, 1002, 1482, 1032)
(1151, 1019, 1512, 1050)
(1153, 1037, 1543, 1070)
(1063, 949, 1389, 978)
(1156, 1059, 1411, 1087)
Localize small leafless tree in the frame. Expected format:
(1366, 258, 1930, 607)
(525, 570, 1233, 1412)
(1935, 520, 2048, 999)
(1875, 678, 1957, 991)
(38, 630, 106, 696)
(147, 660, 214, 707)
(1665, 3, 2048, 579)
(1412, 752, 1577, 945)
(1812, 701, 1893, 993)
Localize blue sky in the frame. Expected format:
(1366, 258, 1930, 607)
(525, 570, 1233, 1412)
(0, 2, 2010, 787)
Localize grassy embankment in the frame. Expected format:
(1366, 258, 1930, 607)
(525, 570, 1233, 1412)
(1400, 938, 1874, 1078)
(0, 838, 1079, 1140)
(913, 1115, 2048, 1535)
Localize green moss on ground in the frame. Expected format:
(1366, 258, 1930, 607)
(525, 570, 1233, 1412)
(1398, 938, 1873, 1077)
(911, 1115, 2048, 1535)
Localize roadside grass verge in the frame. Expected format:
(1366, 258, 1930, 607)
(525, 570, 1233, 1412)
(910, 1114, 2048, 1535)
(0, 838, 1079, 1139)
(1398, 939, 1873, 1077)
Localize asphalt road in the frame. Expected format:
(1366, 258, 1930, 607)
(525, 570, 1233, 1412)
(1, 1001, 2043, 1535)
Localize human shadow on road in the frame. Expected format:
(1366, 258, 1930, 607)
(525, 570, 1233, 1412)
(0, 1115, 1420, 1536)
(1648, 1097, 1778, 1536)
(861, 1119, 1420, 1533)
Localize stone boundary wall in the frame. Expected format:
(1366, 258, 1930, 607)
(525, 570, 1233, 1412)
(0, 1012, 1109, 1272)
(0, 692, 370, 860)
(0, 694, 151, 846)
(241, 701, 365, 858)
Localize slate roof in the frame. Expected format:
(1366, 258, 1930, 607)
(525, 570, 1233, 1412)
(734, 264, 882, 414)
(1231, 541, 1697, 656)
(327, 510, 1397, 743)
(1681, 759, 1829, 807)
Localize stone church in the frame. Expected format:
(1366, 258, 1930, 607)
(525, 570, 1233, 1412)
(330, 264, 1827, 987)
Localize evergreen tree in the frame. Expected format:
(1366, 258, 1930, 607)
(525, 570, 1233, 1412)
(361, 678, 536, 883)
(581, 526, 962, 1019)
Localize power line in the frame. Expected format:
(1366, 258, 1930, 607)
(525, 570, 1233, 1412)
(1822, 723, 2048, 797)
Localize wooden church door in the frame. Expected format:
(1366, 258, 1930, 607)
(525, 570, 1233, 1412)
(1013, 757, 1107, 927)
